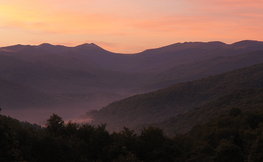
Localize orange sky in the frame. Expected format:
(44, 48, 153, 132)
(0, 0, 263, 53)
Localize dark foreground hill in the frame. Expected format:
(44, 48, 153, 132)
(88, 63, 263, 131)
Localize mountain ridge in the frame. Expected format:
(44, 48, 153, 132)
(2, 40, 263, 72)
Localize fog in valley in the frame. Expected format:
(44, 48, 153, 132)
(2, 107, 92, 126)
(1, 94, 126, 125)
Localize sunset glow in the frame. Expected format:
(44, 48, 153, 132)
(0, 0, 263, 53)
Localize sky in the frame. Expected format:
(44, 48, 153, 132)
(0, 0, 263, 53)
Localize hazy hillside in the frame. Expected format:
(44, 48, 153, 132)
(89, 63, 263, 131)
(0, 54, 145, 94)
(139, 50, 263, 91)
(24, 53, 95, 71)
(0, 77, 54, 109)
(0, 55, 31, 69)
(154, 88, 263, 136)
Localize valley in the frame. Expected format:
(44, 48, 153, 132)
(1, 40, 263, 128)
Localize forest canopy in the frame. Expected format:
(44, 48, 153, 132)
(1, 108, 263, 162)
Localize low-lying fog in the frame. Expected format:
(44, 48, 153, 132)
(1, 92, 130, 125)
(2, 107, 93, 125)
(0, 98, 118, 126)
(1, 87, 136, 127)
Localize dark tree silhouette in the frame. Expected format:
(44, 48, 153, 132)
(46, 114, 64, 135)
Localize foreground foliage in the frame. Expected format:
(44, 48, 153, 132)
(1, 108, 263, 162)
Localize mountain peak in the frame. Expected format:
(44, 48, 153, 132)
(141, 41, 227, 54)
(231, 40, 263, 49)
(1, 44, 34, 52)
(76, 43, 100, 48)
(39, 43, 53, 46)
(37, 43, 69, 53)
(74, 43, 107, 52)
(38, 43, 68, 48)
(231, 40, 263, 45)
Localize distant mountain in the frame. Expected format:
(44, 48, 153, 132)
(0, 55, 129, 111)
(37, 42, 135, 71)
(0, 54, 144, 93)
(0, 45, 49, 60)
(37, 43, 70, 53)
(2, 40, 263, 72)
(231, 40, 263, 49)
(139, 50, 263, 91)
(88, 63, 263, 131)
(0, 55, 30, 69)
(117, 40, 263, 72)
(0, 77, 54, 109)
(24, 53, 95, 70)
(0, 74, 125, 111)
(1, 40, 263, 123)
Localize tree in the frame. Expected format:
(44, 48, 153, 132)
(137, 126, 173, 161)
(0, 115, 22, 161)
(249, 135, 263, 162)
(214, 139, 244, 162)
(63, 121, 79, 139)
(109, 127, 138, 160)
(229, 107, 242, 117)
(46, 114, 64, 135)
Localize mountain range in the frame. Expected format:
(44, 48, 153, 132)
(1, 40, 263, 125)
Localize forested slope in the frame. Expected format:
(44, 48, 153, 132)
(154, 88, 263, 135)
(89, 63, 263, 131)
